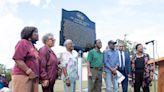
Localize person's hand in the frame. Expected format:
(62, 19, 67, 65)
(102, 72, 106, 78)
(110, 68, 114, 74)
(88, 71, 92, 77)
(28, 71, 36, 79)
(42, 80, 49, 87)
(150, 76, 153, 81)
(132, 64, 135, 68)
(110, 68, 114, 73)
(66, 78, 71, 86)
(150, 72, 154, 81)
(112, 69, 117, 75)
(128, 74, 132, 78)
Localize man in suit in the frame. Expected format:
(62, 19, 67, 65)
(118, 43, 131, 92)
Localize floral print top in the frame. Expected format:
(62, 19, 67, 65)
(131, 53, 154, 87)
(61, 50, 78, 81)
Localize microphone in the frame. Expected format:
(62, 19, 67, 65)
(145, 40, 155, 45)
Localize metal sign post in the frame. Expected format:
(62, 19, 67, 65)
(78, 50, 83, 92)
(59, 9, 96, 91)
(146, 40, 156, 92)
(152, 41, 156, 92)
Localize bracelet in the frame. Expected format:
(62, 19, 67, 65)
(26, 68, 32, 75)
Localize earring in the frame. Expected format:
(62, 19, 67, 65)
(28, 38, 31, 41)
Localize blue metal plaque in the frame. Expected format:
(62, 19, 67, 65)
(60, 9, 96, 52)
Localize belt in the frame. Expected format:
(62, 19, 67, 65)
(90, 67, 103, 71)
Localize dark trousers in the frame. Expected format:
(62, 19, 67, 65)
(119, 69, 128, 92)
(42, 81, 55, 92)
(134, 71, 149, 92)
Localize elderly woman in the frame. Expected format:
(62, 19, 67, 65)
(12, 26, 39, 92)
(131, 44, 154, 92)
(39, 33, 59, 92)
(61, 39, 78, 92)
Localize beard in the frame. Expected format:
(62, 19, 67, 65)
(110, 48, 114, 50)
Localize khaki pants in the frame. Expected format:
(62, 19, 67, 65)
(88, 68, 102, 92)
(12, 75, 38, 92)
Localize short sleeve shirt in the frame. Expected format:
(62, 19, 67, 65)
(87, 49, 103, 68)
(61, 50, 78, 81)
(12, 39, 39, 76)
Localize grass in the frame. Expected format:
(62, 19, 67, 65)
(38, 80, 157, 92)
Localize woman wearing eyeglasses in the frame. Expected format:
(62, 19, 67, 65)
(39, 33, 59, 92)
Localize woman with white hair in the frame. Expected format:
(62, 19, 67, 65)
(39, 33, 59, 92)
(61, 39, 78, 92)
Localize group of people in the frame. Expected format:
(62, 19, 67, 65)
(87, 39, 154, 92)
(12, 26, 78, 92)
(11, 26, 154, 92)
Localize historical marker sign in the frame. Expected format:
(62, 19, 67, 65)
(60, 9, 96, 52)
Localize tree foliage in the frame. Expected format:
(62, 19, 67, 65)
(116, 36, 138, 55)
(0, 64, 11, 82)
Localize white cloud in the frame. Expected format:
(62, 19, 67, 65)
(8, 0, 41, 6)
(127, 24, 164, 58)
(0, 13, 25, 68)
(0, 0, 42, 16)
(119, 0, 142, 6)
(0, 0, 17, 15)
(42, 0, 52, 8)
(0, 0, 42, 8)
(8, 0, 27, 4)
(128, 25, 159, 42)
(0, 0, 5, 4)
(118, 0, 164, 6)
(29, 0, 41, 6)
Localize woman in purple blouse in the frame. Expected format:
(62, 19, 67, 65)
(39, 33, 59, 92)
(12, 26, 39, 92)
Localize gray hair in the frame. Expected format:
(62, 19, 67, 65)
(64, 39, 73, 46)
(42, 33, 54, 44)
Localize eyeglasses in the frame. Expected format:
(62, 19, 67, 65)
(48, 38, 55, 41)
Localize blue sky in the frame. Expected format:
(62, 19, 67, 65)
(0, 0, 164, 68)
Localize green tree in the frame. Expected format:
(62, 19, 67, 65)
(0, 64, 11, 82)
(0, 64, 6, 74)
(116, 35, 138, 55)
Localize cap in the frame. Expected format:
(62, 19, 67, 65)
(108, 40, 117, 45)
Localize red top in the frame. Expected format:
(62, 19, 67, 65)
(39, 46, 59, 82)
(12, 39, 39, 76)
